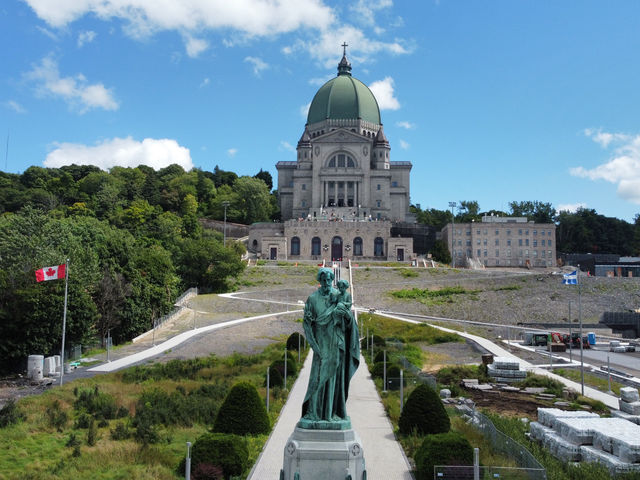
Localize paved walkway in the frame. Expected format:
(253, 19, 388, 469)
(248, 352, 413, 480)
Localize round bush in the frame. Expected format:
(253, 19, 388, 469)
(398, 384, 450, 435)
(370, 361, 385, 379)
(192, 462, 224, 480)
(374, 350, 386, 363)
(265, 365, 283, 388)
(372, 335, 386, 347)
(286, 332, 305, 351)
(190, 433, 248, 479)
(386, 365, 405, 391)
(270, 356, 297, 378)
(414, 432, 473, 480)
(213, 382, 270, 435)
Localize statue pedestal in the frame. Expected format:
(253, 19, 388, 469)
(281, 426, 366, 480)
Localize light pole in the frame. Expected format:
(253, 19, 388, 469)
(222, 201, 230, 246)
(448, 201, 457, 268)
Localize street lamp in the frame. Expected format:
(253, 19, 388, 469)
(448, 201, 457, 268)
(222, 201, 230, 246)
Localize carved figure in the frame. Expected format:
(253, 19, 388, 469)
(300, 268, 360, 428)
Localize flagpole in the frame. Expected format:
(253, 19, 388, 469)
(60, 258, 69, 387)
(578, 264, 584, 396)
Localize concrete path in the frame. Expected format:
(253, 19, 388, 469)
(378, 311, 620, 410)
(88, 310, 302, 373)
(248, 352, 413, 480)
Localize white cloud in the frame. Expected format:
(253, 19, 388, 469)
(77, 30, 96, 47)
(286, 24, 412, 68)
(184, 35, 209, 58)
(557, 203, 587, 213)
(399, 139, 409, 150)
(5, 100, 27, 114)
(244, 56, 269, 77)
(37, 25, 58, 40)
(25, 55, 119, 113)
(570, 129, 640, 204)
(350, 0, 393, 26)
(24, 0, 335, 39)
(280, 141, 295, 152)
(369, 76, 400, 110)
(300, 102, 311, 119)
(227, 148, 238, 157)
(44, 137, 193, 170)
(199, 77, 210, 88)
(308, 75, 333, 86)
(396, 120, 415, 129)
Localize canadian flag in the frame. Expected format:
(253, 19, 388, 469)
(35, 264, 66, 282)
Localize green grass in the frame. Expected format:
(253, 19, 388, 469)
(553, 368, 624, 396)
(390, 286, 481, 305)
(0, 342, 308, 480)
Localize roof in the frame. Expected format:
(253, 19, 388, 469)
(306, 55, 381, 125)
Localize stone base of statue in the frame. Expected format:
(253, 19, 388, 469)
(280, 422, 366, 480)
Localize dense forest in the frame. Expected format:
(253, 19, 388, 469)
(411, 200, 640, 256)
(1, 163, 638, 373)
(0, 164, 277, 372)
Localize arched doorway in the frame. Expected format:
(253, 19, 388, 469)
(331, 236, 343, 261)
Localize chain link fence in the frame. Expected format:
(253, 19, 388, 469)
(433, 411, 547, 480)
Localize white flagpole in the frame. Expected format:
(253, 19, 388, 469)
(60, 258, 69, 386)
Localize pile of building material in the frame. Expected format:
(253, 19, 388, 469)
(612, 387, 640, 424)
(530, 407, 640, 474)
(486, 356, 526, 383)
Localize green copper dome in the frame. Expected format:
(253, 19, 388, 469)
(307, 55, 381, 125)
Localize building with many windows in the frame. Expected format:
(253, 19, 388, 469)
(248, 49, 414, 262)
(441, 216, 557, 268)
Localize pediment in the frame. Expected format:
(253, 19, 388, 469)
(314, 129, 370, 144)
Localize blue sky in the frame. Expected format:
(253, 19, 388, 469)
(2, 0, 640, 222)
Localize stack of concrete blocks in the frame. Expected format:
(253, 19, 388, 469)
(530, 407, 640, 474)
(43, 356, 56, 376)
(486, 356, 526, 383)
(612, 387, 640, 425)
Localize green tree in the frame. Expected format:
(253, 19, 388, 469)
(254, 169, 273, 191)
(231, 176, 273, 224)
(457, 200, 481, 223)
(509, 200, 556, 223)
(430, 239, 451, 264)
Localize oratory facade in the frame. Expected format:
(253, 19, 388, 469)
(249, 49, 414, 262)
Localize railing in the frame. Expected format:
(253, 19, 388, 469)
(132, 287, 198, 343)
(433, 465, 546, 479)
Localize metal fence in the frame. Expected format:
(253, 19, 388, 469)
(459, 411, 547, 480)
(433, 465, 546, 479)
(155, 287, 198, 329)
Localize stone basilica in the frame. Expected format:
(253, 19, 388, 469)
(248, 50, 415, 262)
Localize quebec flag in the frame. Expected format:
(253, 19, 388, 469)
(562, 270, 578, 285)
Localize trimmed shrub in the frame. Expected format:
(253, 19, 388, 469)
(265, 365, 284, 388)
(373, 350, 387, 363)
(386, 365, 404, 391)
(213, 382, 270, 435)
(398, 384, 450, 435)
(0, 399, 25, 428)
(192, 462, 225, 480)
(286, 332, 305, 351)
(270, 356, 297, 378)
(190, 433, 248, 479)
(414, 432, 474, 480)
(370, 361, 385, 379)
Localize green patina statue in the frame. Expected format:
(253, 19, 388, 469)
(298, 268, 360, 430)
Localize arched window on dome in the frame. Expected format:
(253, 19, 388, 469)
(291, 236, 300, 256)
(311, 237, 321, 256)
(327, 153, 356, 169)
